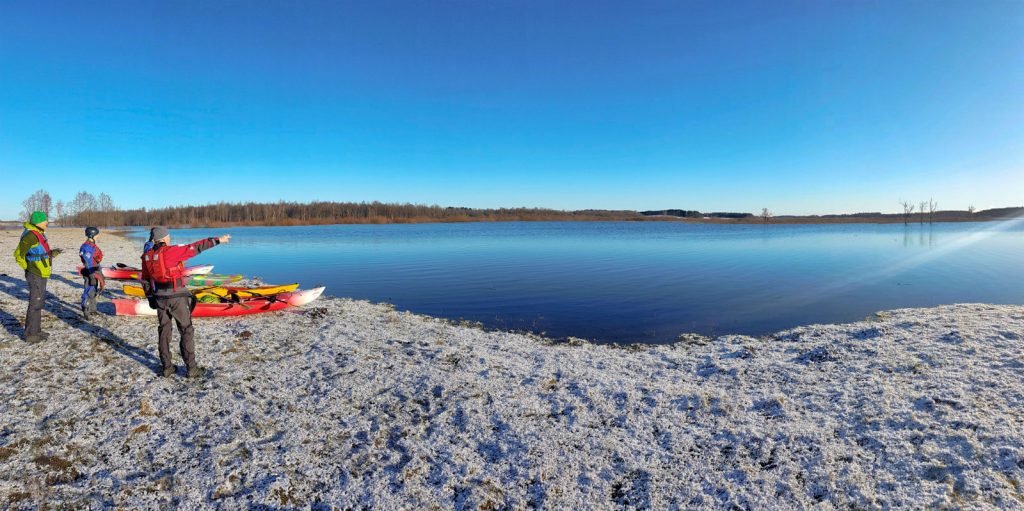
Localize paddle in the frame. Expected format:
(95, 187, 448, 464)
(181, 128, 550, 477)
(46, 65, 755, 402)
(223, 291, 254, 310)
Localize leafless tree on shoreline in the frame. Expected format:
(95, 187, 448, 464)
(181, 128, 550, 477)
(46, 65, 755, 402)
(761, 208, 772, 223)
(928, 198, 938, 224)
(98, 193, 116, 213)
(21, 189, 52, 222)
(899, 200, 915, 224)
(55, 201, 66, 226)
(69, 191, 99, 227)
(919, 201, 928, 224)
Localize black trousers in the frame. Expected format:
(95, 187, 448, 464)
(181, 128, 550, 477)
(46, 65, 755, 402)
(81, 273, 99, 313)
(25, 271, 47, 337)
(154, 295, 196, 370)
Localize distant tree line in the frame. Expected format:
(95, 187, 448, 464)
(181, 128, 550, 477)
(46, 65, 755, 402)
(709, 212, 755, 219)
(20, 189, 117, 227)
(14, 190, 1024, 227)
(90, 202, 658, 227)
(19, 195, 653, 227)
(640, 210, 754, 219)
(641, 209, 703, 218)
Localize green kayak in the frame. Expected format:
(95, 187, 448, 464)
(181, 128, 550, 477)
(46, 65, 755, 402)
(186, 274, 244, 286)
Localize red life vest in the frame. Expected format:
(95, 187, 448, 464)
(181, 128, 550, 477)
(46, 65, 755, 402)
(82, 240, 103, 264)
(142, 245, 185, 289)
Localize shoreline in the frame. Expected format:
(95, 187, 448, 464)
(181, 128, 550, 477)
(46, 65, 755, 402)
(5, 214, 1021, 230)
(1, 228, 1022, 508)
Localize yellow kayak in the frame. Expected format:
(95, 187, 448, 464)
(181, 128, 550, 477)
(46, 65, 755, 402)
(122, 283, 300, 301)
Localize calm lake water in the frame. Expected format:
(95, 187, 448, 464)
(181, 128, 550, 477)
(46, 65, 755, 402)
(126, 221, 1024, 343)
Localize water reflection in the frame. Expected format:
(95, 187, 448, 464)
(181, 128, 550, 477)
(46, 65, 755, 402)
(903, 224, 936, 248)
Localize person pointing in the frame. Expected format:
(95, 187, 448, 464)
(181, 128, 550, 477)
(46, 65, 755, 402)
(141, 227, 231, 378)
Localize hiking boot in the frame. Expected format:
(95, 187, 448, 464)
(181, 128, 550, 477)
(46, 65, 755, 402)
(186, 366, 204, 379)
(25, 332, 51, 342)
(162, 366, 176, 378)
(82, 308, 91, 321)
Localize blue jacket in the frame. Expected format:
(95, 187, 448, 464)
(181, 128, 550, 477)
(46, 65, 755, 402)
(79, 240, 103, 275)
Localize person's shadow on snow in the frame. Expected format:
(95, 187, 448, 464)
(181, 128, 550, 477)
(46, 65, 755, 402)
(0, 273, 163, 374)
(0, 305, 23, 339)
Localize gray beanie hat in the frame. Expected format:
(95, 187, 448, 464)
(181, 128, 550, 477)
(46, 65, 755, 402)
(151, 226, 170, 241)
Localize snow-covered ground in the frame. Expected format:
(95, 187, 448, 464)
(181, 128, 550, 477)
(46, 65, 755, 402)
(1, 228, 1022, 509)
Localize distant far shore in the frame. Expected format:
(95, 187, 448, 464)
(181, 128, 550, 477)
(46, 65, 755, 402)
(2, 215, 1020, 229)
(4, 201, 1021, 229)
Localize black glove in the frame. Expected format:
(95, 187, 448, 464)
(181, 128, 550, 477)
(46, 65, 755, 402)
(147, 296, 158, 310)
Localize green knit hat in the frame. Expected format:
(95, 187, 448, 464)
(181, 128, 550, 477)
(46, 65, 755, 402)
(29, 211, 47, 225)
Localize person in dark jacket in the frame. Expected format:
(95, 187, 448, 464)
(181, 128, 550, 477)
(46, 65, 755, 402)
(141, 226, 231, 378)
(79, 227, 105, 320)
(12, 211, 62, 342)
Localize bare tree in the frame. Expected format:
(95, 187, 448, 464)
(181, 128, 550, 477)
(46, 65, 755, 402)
(69, 191, 98, 226)
(98, 193, 116, 212)
(761, 208, 773, 223)
(928, 198, 938, 224)
(21, 189, 52, 221)
(919, 201, 928, 224)
(40, 192, 52, 219)
(55, 201, 65, 226)
(899, 200, 915, 224)
(968, 205, 975, 215)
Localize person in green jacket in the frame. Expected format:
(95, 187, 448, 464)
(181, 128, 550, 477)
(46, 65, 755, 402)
(12, 211, 62, 342)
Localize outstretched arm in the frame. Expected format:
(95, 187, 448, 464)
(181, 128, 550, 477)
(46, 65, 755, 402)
(186, 237, 220, 256)
(187, 234, 230, 255)
(163, 235, 230, 263)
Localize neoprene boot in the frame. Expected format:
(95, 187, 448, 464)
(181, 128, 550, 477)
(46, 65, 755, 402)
(24, 332, 49, 343)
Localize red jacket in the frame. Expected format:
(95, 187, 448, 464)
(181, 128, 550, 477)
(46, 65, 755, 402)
(141, 238, 219, 297)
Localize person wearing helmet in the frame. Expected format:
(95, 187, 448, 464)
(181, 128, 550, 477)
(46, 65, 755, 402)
(79, 227, 105, 320)
(12, 211, 62, 342)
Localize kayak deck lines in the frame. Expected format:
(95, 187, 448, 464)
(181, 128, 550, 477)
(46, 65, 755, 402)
(112, 286, 326, 317)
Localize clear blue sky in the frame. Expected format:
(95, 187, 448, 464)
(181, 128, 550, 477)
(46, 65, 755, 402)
(1, 0, 1021, 219)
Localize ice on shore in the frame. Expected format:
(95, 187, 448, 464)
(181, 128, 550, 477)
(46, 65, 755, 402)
(0, 229, 1022, 509)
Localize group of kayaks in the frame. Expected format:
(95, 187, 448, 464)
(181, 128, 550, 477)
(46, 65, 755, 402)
(78, 263, 325, 318)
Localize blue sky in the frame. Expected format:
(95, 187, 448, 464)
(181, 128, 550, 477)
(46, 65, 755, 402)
(1, 0, 1021, 219)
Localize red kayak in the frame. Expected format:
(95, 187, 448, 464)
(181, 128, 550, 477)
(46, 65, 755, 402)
(76, 264, 214, 280)
(112, 287, 325, 317)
